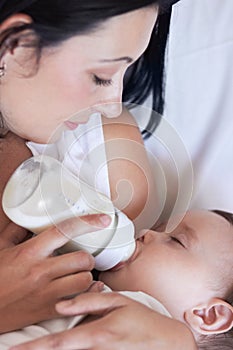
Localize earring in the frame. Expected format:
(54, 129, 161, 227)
(0, 63, 6, 78)
(0, 113, 9, 137)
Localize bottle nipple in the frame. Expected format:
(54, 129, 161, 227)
(94, 211, 136, 271)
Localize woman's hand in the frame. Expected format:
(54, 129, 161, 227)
(0, 214, 109, 333)
(11, 292, 197, 350)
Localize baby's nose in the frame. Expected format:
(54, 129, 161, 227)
(137, 229, 167, 244)
(137, 230, 155, 244)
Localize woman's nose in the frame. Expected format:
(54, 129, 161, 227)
(96, 102, 123, 119)
(95, 75, 124, 118)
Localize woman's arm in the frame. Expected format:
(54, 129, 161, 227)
(10, 292, 197, 350)
(102, 108, 158, 233)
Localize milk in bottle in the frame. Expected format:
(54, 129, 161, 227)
(2, 155, 136, 270)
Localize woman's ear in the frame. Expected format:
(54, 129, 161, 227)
(0, 14, 33, 74)
(0, 14, 32, 57)
(0, 14, 32, 33)
(184, 298, 233, 335)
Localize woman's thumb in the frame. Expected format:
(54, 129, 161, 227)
(31, 214, 111, 256)
(57, 213, 111, 240)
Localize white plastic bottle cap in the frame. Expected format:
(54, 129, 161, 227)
(94, 211, 136, 271)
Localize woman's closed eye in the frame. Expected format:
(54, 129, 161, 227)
(93, 74, 113, 87)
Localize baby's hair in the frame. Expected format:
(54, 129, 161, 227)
(212, 210, 233, 225)
(197, 210, 233, 349)
(197, 330, 233, 350)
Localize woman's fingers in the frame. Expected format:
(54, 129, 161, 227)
(49, 278, 104, 301)
(45, 251, 95, 279)
(57, 213, 111, 240)
(49, 271, 94, 299)
(86, 281, 105, 293)
(9, 294, 132, 350)
(56, 292, 126, 316)
(8, 299, 196, 350)
(26, 213, 111, 257)
(9, 326, 94, 350)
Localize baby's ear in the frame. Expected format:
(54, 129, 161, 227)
(184, 298, 233, 335)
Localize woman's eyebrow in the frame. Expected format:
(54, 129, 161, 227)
(99, 56, 133, 64)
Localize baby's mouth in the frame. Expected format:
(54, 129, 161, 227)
(107, 240, 140, 272)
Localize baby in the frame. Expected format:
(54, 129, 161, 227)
(98, 209, 233, 349)
(6, 209, 233, 350)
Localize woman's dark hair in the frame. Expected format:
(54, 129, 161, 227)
(123, 9, 173, 139)
(0, 0, 179, 136)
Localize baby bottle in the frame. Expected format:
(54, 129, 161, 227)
(2, 155, 136, 271)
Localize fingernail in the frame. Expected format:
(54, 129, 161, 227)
(86, 280, 104, 293)
(99, 214, 111, 227)
(97, 281, 104, 291)
(57, 298, 73, 309)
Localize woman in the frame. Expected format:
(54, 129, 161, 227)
(0, 1, 196, 349)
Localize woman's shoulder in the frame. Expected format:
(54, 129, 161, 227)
(0, 132, 32, 232)
(0, 132, 32, 177)
(102, 107, 143, 144)
(101, 109, 157, 228)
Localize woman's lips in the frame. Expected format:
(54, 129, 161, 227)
(64, 120, 79, 130)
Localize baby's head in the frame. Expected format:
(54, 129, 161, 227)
(100, 209, 233, 344)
